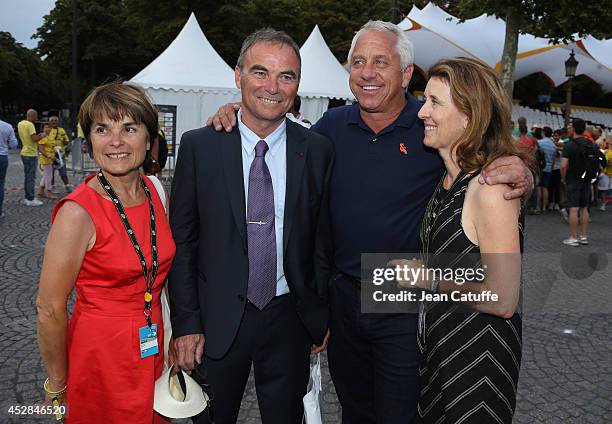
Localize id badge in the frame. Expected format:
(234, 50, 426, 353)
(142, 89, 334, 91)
(139, 324, 159, 359)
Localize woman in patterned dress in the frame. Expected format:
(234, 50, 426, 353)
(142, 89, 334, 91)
(392, 57, 531, 423)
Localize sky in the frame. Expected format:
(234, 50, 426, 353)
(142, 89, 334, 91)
(0, 0, 57, 49)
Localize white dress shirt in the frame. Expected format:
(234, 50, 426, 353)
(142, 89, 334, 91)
(238, 111, 289, 296)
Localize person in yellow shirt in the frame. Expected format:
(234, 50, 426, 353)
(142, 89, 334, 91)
(48, 115, 72, 192)
(37, 123, 57, 199)
(17, 109, 45, 206)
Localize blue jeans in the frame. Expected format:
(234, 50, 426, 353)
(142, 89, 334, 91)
(21, 155, 38, 201)
(0, 155, 8, 215)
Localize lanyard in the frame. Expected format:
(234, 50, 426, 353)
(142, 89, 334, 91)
(97, 171, 158, 327)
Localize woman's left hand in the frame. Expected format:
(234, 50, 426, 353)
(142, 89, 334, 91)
(43, 379, 67, 421)
(387, 259, 427, 289)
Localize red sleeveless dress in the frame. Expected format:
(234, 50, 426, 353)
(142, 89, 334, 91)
(52, 174, 176, 423)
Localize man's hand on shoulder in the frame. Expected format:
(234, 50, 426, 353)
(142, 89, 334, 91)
(206, 103, 241, 132)
(479, 155, 534, 200)
(174, 333, 205, 373)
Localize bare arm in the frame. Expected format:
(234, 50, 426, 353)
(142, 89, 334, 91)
(37, 201, 95, 391)
(463, 183, 522, 317)
(32, 133, 45, 142)
(393, 183, 521, 318)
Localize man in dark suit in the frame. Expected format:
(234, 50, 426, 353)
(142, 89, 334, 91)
(168, 28, 333, 424)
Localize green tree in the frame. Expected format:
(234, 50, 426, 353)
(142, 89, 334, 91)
(31, 0, 423, 110)
(0, 32, 62, 116)
(34, 0, 148, 101)
(431, 0, 612, 96)
(123, 0, 417, 68)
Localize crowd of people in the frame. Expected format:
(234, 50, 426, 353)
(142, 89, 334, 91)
(12, 110, 73, 206)
(0, 111, 73, 215)
(0, 17, 607, 424)
(512, 115, 611, 246)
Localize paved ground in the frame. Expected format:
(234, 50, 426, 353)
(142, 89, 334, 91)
(0, 149, 610, 423)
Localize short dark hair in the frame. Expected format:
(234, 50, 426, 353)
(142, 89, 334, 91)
(78, 81, 159, 145)
(533, 127, 543, 140)
(544, 126, 553, 138)
(236, 28, 301, 77)
(572, 118, 586, 134)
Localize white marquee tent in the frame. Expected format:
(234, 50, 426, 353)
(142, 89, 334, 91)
(397, 5, 480, 75)
(400, 3, 612, 92)
(298, 25, 354, 123)
(130, 13, 240, 152)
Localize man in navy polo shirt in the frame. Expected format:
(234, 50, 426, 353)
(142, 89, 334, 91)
(310, 22, 440, 424)
(208, 20, 532, 424)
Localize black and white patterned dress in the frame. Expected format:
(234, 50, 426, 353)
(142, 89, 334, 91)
(417, 171, 522, 424)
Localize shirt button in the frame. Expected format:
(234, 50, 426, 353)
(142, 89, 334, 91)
(372, 137, 378, 142)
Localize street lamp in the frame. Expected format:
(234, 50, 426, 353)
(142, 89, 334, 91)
(564, 50, 578, 128)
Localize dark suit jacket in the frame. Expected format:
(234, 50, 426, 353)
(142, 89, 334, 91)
(168, 119, 334, 359)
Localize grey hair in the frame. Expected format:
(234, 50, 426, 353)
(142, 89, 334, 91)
(236, 28, 301, 77)
(347, 20, 414, 72)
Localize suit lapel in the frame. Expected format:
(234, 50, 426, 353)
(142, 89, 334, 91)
(221, 129, 247, 249)
(283, 120, 308, 255)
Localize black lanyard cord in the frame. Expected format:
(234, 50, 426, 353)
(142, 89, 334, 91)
(97, 170, 158, 326)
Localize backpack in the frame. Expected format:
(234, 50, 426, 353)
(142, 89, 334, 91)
(572, 140, 599, 181)
(597, 149, 607, 170)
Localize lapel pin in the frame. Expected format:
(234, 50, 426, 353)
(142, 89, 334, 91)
(399, 143, 408, 155)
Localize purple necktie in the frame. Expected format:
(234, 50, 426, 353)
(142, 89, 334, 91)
(246, 140, 277, 310)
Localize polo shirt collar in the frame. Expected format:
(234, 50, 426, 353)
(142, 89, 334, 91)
(348, 92, 421, 134)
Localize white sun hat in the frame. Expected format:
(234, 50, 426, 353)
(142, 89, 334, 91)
(154, 366, 209, 419)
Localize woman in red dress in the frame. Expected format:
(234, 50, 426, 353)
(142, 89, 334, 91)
(36, 82, 176, 423)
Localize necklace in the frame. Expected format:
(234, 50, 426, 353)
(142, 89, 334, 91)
(421, 170, 467, 261)
(96, 170, 158, 327)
